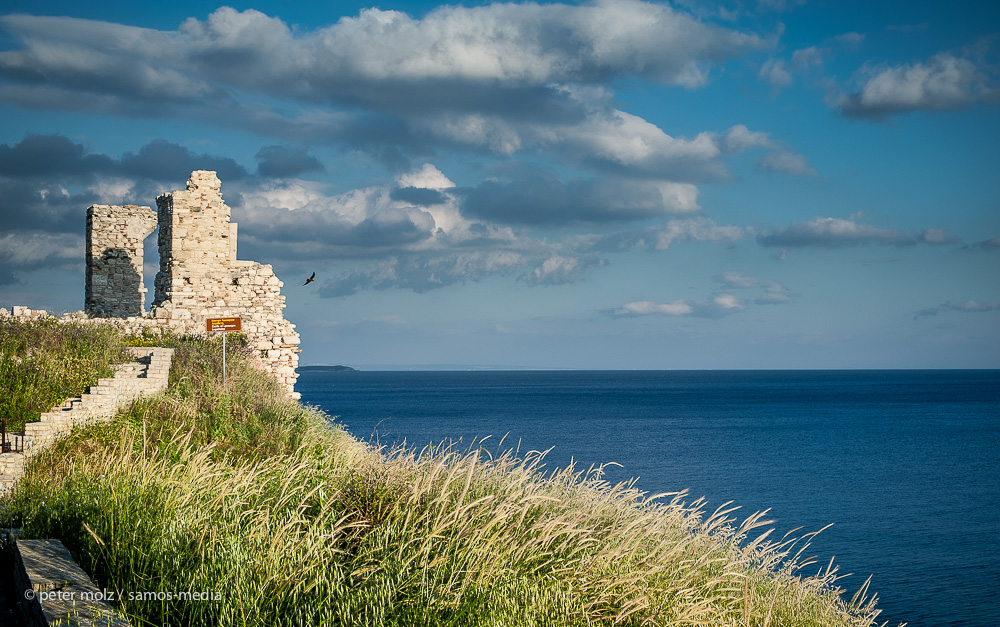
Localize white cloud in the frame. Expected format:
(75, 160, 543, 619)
(838, 51, 999, 119)
(759, 59, 793, 92)
(832, 32, 865, 49)
(792, 46, 827, 69)
(713, 273, 794, 304)
(915, 300, 1000, 319)
(916, 228, 961, 245)
(0, 3, 765, 104)
(755, 282, 793, 304)
(757, 216, 913, 247)
(397, 163, 455, 190)
(613, 293, 746, 318)
(0, 231, 81, 265)
(0, 3, 769, 181)
(722, 124, 774, 154)
(715, 272, 759, 288)
(523, 254, 606, 286)
(615, 300, 693, 316)
(547, 108, 724, 177)
(651, 217, 753, 250)
(757, 151, 817, 175)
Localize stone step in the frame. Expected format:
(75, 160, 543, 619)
(4, 347, 173, 494)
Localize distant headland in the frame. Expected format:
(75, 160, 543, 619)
(299, 365, 359, 372)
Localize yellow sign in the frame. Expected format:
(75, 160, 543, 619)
(206, 317, 242, 333)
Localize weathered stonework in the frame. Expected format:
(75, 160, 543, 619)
(80, 170, 300, 397)
(85, 204, 157, 317)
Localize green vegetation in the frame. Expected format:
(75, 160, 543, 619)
(1, 320, 890, 626)
(0, 317, 130, 423)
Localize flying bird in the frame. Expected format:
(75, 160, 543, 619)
(304, 272, 315, 286)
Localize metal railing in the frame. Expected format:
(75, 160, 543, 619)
(1, 418, 25, 454)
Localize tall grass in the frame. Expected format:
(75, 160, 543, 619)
(0, 321, 894, 626)
(0, 317, 130, 422)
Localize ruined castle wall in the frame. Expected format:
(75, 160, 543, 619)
(85, 205, 157, 318)
(74, 171, 300, 397)
(153, 170, 236, 311)
(149, 170, 299, 396)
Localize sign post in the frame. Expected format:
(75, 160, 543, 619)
(206, 317, 242, 385)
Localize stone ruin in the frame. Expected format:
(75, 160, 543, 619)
(82, 170, 300, 397)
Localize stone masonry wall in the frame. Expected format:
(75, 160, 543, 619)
(75, 170, 300, 398)
(28, 170, 299, 397)
(85, 204, 157, 317)
(149, 171, 299, 396)
(153, 170, 236, 309)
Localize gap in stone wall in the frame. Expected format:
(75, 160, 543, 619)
(142, 226, 160, 315)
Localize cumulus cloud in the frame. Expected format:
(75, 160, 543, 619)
(648, 217, 753, 250)
(229, 162, 633, 295)
(613, 293, 747, 318)
(719, 125, 815, 176)
(757, 216, 914, 248)
(119, 139, 248, 182)
(714, 272, 759, 288)
(0, 3, 769, 178)
(838, 51, 999, 120)
(758, 32, 864, 95)
(791, 46, 828, 70)
(916, 228, 960, 245)
(0, 132, 760, 297)
(758, 217, 969, 248)
(0, 134, 247, 238)
(255, 146, 324, 178)
(713, 272, 794, 304)
(521, 254, 607, 286)
(0, 134, 114, 177)
(317, 250, 533, 296)
(455, 172, 699, 225)
(914, 300, 1000, 319)
(722, 124, 774, 154)
(755, 282, 794, 304)
(757, 151, 816, 175)
(759, 59, 793, 92)
(0, 231, 82, 284)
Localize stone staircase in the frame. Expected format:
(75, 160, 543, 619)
(0, 347, 173, 495)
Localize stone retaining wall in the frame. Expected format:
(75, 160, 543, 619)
(0, 347, 173, 495)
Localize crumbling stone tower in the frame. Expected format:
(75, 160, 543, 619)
(84, 171, 300, 397)
(152, 170, 238, 311)
(85, 205, 157, 317)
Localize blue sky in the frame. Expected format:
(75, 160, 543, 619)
(1, 0, 998, 369)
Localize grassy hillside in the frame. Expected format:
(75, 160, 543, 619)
(0, 317, 131, 423)
(0, 320, 890, 626)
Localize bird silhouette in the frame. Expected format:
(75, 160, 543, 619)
(304, 272, 316, 286)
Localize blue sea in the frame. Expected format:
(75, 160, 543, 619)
(298, 370, 1000, 627)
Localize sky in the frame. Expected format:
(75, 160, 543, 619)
(0, 0, 998, 369)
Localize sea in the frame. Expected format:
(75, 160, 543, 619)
(297, 369, 1000, 627)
